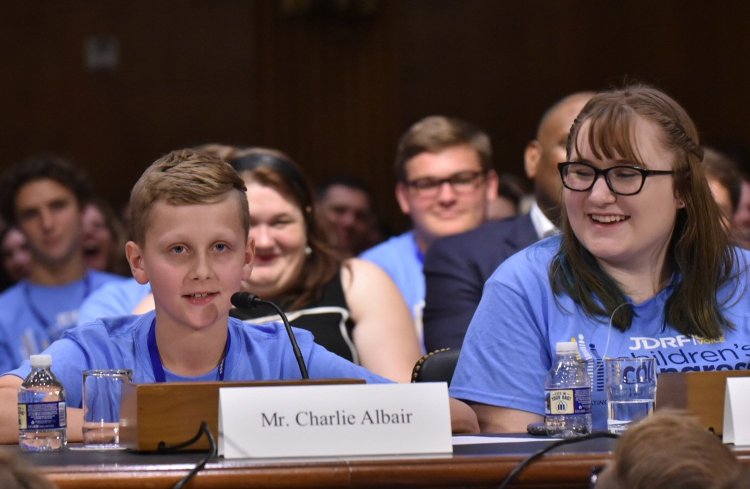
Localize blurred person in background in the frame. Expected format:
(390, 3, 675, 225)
(231, 149, 421, 382)
(701, 147, 742, 230)
(82, 198, 130, 276)
(0, 155, 124, 371)
(422, 92, 592, 351)
(0, 226, 32, 290)
(733, 177, 750, 248)
(316, 176, 382, 258)
(485, 173, 527, 220)
(360, 116, 498, 347)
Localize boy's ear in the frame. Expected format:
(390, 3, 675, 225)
(125, 241, 149, 285)
(241, 237, 255, 281)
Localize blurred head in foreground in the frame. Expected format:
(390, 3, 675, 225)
(593, 410, 741, 489)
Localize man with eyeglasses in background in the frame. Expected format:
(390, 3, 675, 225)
(422, 92, 593, 352)
(360, 115, 498, 348)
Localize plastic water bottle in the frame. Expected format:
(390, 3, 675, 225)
(18, 354, 67, 451)
(544, 341, 592, 438)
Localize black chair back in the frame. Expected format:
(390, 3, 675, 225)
(411, 348, 461, 386)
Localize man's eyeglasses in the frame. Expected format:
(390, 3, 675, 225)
(405, 170, 486, 197)
(558, 161, 675, 196)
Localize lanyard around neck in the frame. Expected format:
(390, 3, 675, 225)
(147, 319, 231, 383)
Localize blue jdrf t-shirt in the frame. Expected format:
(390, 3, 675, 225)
(450, 237, 750, 431)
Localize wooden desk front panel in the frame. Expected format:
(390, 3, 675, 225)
(30, 443, 613, 489)
(20, 437, 750, 489)
(43, 455, 608, 489)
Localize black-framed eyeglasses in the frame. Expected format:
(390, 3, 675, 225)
(405, 170, 486, 198)
(589, 465, 604, 488)
(558, 161, 675, 196)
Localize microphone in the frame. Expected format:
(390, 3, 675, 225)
(231, 292, 309, 379)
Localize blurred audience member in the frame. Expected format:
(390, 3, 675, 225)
(593, 411, 741, 489)
(422, 92, 592, 351)
(701, 147, 742, 229)
(316, 176, 381, 258)
(734, 177, 750, 248)
(0, 155, 124, 371)
(82, 198, 130, 276)
(231, 148, 421, 382)
(486, 173, 527, 220)
(360, 116, 498, 344)
(0, 226, 32, 289)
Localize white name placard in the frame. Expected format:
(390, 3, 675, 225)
(723, 377, 750, 445)
(218, 383, 452, 458)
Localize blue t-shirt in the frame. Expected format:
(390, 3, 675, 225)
(360, 231, 425, 330)
(5, 311, 390, 408)
(450, 237, 750, 431)
(77, 278, 152, 326)
(0, 270, 125, 372)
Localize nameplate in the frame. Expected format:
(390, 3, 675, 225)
(723, 377, 750, 445)
(218, 383, 452, 458)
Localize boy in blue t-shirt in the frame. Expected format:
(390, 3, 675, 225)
(0, 149, 478, 443)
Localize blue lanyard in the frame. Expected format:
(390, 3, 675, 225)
(22, 272, 92, 334)
(147, 319, 231, 383)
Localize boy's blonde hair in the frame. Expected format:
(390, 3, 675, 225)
(129, 149, 249, 244)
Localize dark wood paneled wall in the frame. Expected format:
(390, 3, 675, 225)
(2, 0, 749, 233)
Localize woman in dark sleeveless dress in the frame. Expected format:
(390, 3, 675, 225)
(229, 149, 421, 383)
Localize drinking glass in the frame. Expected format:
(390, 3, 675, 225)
(82, 369, 133, 448)
(605, 357, 657, 434)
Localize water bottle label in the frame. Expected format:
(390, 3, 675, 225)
(18, 401, 67, 430)
(545, 387, 591, 415)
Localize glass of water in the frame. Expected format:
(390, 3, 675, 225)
(82, 369, 132, 448)
(605, 357, 657, 434)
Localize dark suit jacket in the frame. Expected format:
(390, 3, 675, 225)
(422, 214, 539, 352)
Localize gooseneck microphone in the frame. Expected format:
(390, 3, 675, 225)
(231, 292, 309, 379)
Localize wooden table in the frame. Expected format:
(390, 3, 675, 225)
(5, 435, 749, 489)
(3, 435, 611, 489)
